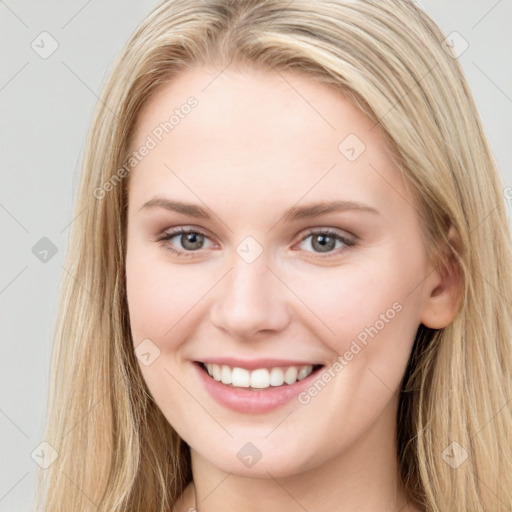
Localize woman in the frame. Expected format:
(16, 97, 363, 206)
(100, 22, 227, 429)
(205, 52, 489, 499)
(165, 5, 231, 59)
(36, 1, 512, 511)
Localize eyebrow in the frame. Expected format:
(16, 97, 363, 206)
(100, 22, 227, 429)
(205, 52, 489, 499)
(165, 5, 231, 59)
(139, 197, 379, 221)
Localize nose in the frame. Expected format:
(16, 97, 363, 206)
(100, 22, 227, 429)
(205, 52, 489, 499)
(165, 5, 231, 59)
(209, 251, 291, 340)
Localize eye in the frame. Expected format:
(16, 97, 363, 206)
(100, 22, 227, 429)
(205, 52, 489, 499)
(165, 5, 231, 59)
(157, 226, 357, 259)
(296, 228, 356, 257)
(157, 227, 215, 257)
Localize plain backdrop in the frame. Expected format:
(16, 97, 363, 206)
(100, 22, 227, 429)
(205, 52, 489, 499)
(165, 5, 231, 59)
(1, 1, 511, 510)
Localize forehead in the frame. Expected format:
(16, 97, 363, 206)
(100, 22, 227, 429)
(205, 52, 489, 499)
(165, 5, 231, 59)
(127, 66, 406, 223)
(130, 65, 382, 159)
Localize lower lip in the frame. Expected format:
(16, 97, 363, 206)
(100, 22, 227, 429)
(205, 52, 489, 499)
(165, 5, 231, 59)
(193, 362, 324, 414)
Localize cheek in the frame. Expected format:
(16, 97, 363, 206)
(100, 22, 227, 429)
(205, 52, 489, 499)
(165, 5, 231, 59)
(126, 244, 208, 344)
(125, 244, 202, 427)
(286, 249, 423, 422)
(289, 253, 422, 355)
(285, 258, 422, 462)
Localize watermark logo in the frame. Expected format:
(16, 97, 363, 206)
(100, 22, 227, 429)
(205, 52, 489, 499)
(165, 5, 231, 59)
(237, 442, 263, 468)
(338, 133, 366, 162)
(441, 441, 468, 469)
(31, 31, 59, 59)
(236, 236, 264, 264)
(32, 237, 58, 263)
(31, 441, 58, 469)
(134, 338, 161, 366)
(441, 32, 469, 59)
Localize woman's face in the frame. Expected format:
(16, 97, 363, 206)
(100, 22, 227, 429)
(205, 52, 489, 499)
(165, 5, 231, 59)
(125, 66, 451, 478)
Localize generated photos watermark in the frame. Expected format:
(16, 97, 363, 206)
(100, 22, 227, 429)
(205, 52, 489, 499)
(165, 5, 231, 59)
(93, 96, 199, 200)
(298, 301, 403, 405)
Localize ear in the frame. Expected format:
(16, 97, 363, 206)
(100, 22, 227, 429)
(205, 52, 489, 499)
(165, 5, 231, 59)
(419, 226, 463, 329)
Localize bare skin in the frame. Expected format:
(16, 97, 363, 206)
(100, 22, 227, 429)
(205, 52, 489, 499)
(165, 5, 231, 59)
(125, 65, 459, 512)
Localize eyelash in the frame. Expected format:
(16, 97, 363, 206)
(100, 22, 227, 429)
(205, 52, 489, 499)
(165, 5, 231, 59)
(157, 227, 357, 259)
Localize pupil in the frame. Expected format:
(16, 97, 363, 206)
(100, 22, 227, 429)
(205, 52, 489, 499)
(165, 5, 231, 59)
(182, 232, 203, 250)
(313, 234, 335, 253)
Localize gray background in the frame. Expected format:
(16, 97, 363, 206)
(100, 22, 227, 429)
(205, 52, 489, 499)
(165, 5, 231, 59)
(1, 1, 511, 510)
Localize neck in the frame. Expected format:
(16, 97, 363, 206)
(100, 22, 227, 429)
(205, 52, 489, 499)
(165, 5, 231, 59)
(185, 399, 420, 512)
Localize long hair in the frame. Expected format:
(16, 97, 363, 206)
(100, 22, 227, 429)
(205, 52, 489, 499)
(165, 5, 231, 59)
(35, 1, 512, 510)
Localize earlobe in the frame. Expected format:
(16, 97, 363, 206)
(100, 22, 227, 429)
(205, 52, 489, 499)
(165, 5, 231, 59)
(420, 227, 463, 329)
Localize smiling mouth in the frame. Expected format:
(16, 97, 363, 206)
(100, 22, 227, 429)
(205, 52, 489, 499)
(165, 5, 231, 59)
(196, 361, 324, 390)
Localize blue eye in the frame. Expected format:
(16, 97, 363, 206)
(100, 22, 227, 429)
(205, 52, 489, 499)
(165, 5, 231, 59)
(157, 227, 356, 258)
(157, 228, 213, 257)
(297, 229, 356, 257)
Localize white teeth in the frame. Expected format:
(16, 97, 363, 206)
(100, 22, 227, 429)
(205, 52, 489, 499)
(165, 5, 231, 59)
(250, 368, 270, 389)
(203, 363, 316, 389)
(221, 365, 232, 384)
(269, 367, 284, 386)
(284, 366, 298, 384)
(212, 364, 221, 381)
(231, 367, 250, 387)
(297, 365, 313, 380)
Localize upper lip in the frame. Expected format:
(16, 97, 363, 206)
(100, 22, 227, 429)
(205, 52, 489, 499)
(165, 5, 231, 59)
(195, 357, 324, 370)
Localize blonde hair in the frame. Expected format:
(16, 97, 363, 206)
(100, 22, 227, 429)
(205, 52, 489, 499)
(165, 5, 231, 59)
(35, 1, 512, 511)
